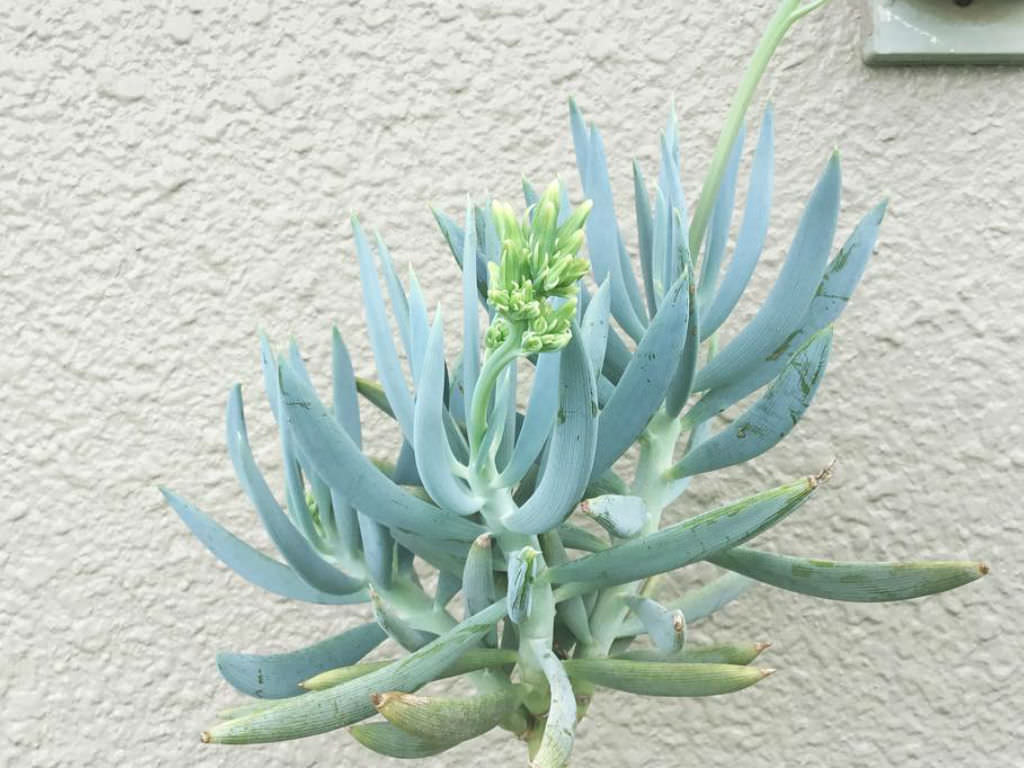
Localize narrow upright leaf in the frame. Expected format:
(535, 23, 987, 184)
(694, 152, 840, 392)
(563, 659, 771, 697)
(580, 278, 611, 376)
(697, 121, 745, 307)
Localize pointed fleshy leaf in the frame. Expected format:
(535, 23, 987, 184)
(278, 362, 484, 541)
(572, 116, 647, 341)
(226, 387, 364, 595)
(701, 105, 774, 338)
(684, 200, 887, 428)
(370, 588, 437, 651)
(259, 332, 281, 421)
(390, 528, 469, 577)
(358, 513, 394, 588)
(663, 237, 700, 418)
(634, 161, 657, 318)
(694, 152, 840, 391)
(407, 268, 431, 385)
(540, 531, 593, 645)
(615, 642, 769, 666)
(556, 523, 610, 553)
(503, 325, 598, 534)
(435, 570, 462, 609)
(709, 547, 989, 602)
(352, 217, 414, 439)
(433, 208, 489, 305)
(350, 722, 454, 758)
(375, 234, 412, 362)
(203, 600, 508, 744)
(373, 687, 520, 744)
(546, 475, 819, 588)
(616, 571, 754, 638)
(461, 200, 480, 413)
(591, 270, 690, 478)
(526, 639, 576, 768)
(216, 623, 386, 699)
(697, 121, 745, 308)
(563, 659, 771, 697)
(161, 488, 368, 605)
(580, 277, 611, 376)
(623, 597, 685, 654)
(300, 648, 518, 692)
(499, 351, 561, 488)
(463, 533, 498, 646)
(523, 177, 539, 208)
(668, 327, 833, 480)
(355, 376, 395, 419)
(414, 309, 479, 515)
(580, 495, 647, 539)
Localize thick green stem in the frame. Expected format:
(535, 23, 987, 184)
(688, 0, 831, 259)
(469, 333, 521, 460)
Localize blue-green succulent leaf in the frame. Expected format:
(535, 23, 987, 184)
(571, 114, 647, 341)
(617, 571, 754, 637)
(581, 494, 648, 539)
(414, 309, 479, 515)
(701, 105, 774, 338)
(435, 570, 462, 609)
(503, 325, 598, 534)
(433, 208, 489, 305)
(407, 268, 431, 386)
(374, 687, 521, 745)
(461, 200, 481, 412)
(523, 177, 539, 209)
(390, 528, 469, 577)
(375, 233, 412, 362)
(355, 376, 395, 419)
(623, 597, 686, 654)
(694, 152, 840, 392)
(633, 161, 657, 317)
(463, 533, 498, 646)
(697, 121, 745, 307)
(591, 270, 690, 478)
(557, 523, 610, 553)
(259, 332, 281, 422)
(202, 600, 508, 743)
(226, 387, 363, 595)
(216, 623, 386, 699)
(352, 217, 415, 439)
(540, 531, 593, 645)
(527, 638, 576, 768)
(709, 547, 988, 602)
(546, 475, 818, 588)
(350, 722, 454, 758)
(357, 513, 394, 589)
(160, 488, 367, 605)
(669, 327, 833, 480)
(498, 350, 560, 487)
(371, 588, 438, 651)
(684, 201, 885, 429)
(278, 362, 484, 542)
(614, 642, 768, 666)
(578, 282, 631, 385)
(663, 233, 699, 419)
(581, 277, 611, 376)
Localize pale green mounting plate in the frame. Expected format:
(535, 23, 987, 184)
(862, 0, 1024, 65)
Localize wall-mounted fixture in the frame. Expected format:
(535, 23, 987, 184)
(863, 0, 1024, 64)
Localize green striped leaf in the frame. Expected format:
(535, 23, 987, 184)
(614, 642, 769, 666)
(546, 476, 818, 588)
(350, 722, 454, 758)
(300, 648, 519, 692)
(709, 547, 989, 602)
(373, 687, 520, 744)
(617, 572, 753, 637)
(563, 659, 771, 697)
(202, 600, 508, 743)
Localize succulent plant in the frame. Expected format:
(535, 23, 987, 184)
(163, 1, 987, 764)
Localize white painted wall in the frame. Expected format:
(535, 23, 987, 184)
(3, 1, 1020, 765)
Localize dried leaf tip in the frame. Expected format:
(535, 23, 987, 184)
(200, 731, 211, 744)
(810, 458, 837, 488)
(754, 642, 773, 654)
(978, 562, 990, 576)
(474, 532, 494, 549)
(578, 499, 590, 515)
(760, 668, 777, 679)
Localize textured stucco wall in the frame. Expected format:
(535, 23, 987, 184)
(3, 1, 1022, 765)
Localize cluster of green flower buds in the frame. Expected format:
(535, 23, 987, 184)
(486, 180, 592, 354)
